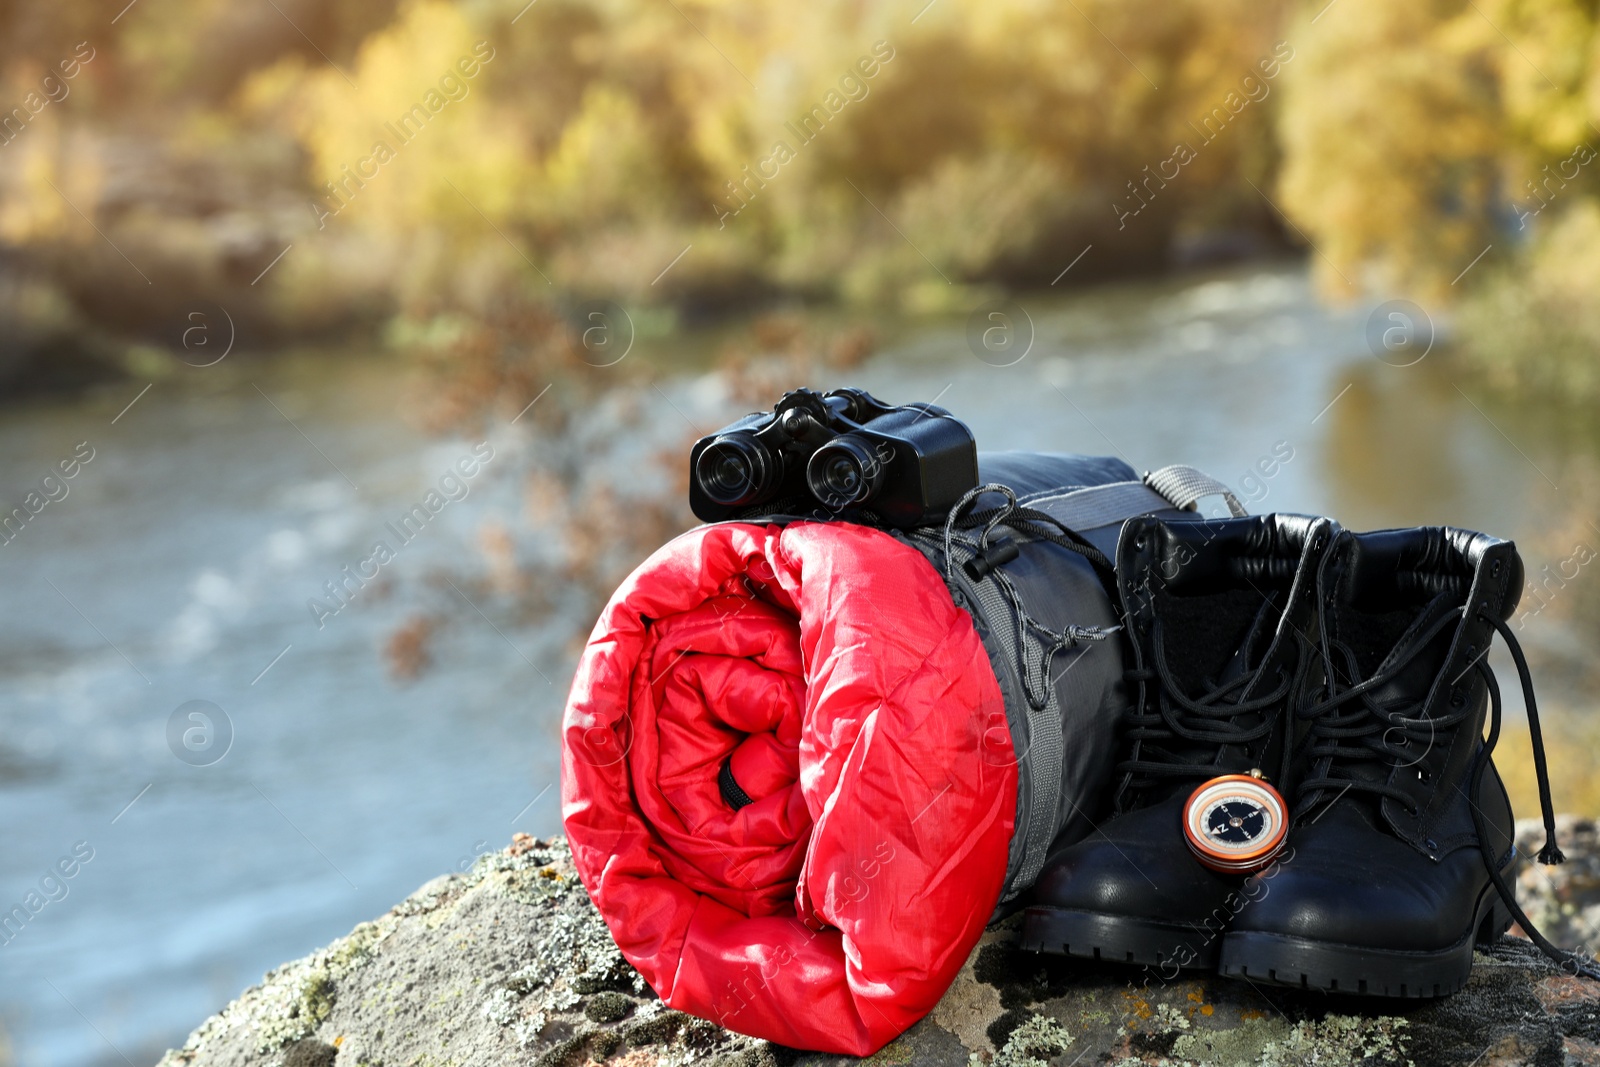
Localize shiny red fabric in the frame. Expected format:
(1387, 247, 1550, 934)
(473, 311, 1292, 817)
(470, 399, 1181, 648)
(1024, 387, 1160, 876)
(561, 521, 1016, 1055)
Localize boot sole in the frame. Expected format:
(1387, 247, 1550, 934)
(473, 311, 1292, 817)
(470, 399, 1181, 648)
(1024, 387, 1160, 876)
(1217, 886, 1513, 997)
(1021, 906, 1221, 970)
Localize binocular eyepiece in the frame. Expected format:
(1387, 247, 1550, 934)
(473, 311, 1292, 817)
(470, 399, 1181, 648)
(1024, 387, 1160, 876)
(689, 388, 978, 528)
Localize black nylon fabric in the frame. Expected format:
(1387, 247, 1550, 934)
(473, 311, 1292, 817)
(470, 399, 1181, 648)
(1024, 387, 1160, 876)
(898, 452, 1159, 910)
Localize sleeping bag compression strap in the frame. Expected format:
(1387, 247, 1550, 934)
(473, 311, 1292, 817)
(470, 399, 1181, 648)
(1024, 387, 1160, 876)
(939, 484, 1121, 891)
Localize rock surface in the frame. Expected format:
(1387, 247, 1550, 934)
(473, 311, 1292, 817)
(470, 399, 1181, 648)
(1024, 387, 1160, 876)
(159, 824, 1600, 1067)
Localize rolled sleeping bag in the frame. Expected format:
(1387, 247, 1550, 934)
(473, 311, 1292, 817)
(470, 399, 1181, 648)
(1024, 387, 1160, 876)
(560, 451, 1240, 1054)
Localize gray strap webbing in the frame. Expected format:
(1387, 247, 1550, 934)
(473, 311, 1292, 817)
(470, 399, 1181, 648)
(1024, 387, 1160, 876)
(1143, 464, 1248, 517)
(1020, 482, 1176, 530)
(1018, 702, 1063, 890)
(967, 556, 1064, 897)
(912, 525, 1065, 901)
(1019, 464, 1246, 532)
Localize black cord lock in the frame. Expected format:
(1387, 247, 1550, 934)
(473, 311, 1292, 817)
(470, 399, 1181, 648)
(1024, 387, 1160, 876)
(963, 537, 1020, 581)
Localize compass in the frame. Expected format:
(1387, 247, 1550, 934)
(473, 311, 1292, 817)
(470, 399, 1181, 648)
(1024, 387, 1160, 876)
(1182, 772, 1289, 875)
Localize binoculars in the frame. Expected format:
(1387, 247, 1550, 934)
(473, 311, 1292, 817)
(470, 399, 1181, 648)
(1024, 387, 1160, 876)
(689, 388, 978, 528)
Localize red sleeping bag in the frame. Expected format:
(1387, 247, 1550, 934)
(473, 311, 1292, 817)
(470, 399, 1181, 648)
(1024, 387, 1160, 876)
(561, 520, 1016, 1054)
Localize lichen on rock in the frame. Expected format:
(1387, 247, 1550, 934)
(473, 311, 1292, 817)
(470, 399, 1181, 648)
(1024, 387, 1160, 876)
(987, 1013, 1073, 1067)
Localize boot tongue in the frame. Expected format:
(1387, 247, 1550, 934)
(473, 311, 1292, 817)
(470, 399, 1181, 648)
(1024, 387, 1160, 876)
(1196, 593, 1287, 770)
(1136, 593, 1289, 805)
(1156, 591, 1283, 693)
(1219, 592, 1286, 697)
(1362, 591, 1461, 721)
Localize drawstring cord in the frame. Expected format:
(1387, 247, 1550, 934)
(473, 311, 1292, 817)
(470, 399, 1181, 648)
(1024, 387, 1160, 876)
(940, 484, 1119, 711)
(942, 483, 1016, 576)
(941, 484, 1117, 587)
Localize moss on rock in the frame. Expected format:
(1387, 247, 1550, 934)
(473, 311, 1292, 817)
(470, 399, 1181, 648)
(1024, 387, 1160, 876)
(278, 1039, 337, 1067)
(583, 990, 635, 1023)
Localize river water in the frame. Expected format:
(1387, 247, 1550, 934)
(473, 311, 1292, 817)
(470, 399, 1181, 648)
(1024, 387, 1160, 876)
(0, 264, 1589, 1066)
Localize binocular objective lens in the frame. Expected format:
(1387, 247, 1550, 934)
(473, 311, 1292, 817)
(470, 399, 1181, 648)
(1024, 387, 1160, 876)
(818, 454, 863, 498)
(806, 436, 884, 509)
(695, 436, 773, 507)
(710, 452, 750, 494)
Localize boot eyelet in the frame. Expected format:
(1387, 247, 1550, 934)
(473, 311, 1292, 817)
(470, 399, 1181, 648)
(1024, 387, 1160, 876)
(1450, 689, 1466, 709)
(1425, 837, 1438, 850)
(1490, 560, 1503, 577)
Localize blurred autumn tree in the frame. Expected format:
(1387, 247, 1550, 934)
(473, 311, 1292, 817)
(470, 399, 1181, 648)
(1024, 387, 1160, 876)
(0, 0, 1597, 400)
(1275, 0, 1600, 401)
(0, 0, 1295, 384)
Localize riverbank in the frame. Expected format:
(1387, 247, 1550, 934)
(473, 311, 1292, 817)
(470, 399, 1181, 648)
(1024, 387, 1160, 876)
(8, 264, 1600, 1066)
(157, 820, 1600, 1067)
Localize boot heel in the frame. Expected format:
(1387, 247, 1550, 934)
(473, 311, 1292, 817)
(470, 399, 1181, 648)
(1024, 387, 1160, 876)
(1475, 895, 1513, 946)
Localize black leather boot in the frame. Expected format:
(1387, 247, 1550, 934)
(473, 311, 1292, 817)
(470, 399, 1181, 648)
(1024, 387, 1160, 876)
(1022, 514, 1335, 970)
(1219, 526, 1599, 995)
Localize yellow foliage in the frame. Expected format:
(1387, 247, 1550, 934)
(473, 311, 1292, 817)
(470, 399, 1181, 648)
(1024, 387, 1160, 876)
(1276, 0, 1600, 300)
(1458, 201, 1600, 399)
(1, 0, 1599, 366)
(1276, 0, 1500, 299)
(541, 86, 659, 226)
(298, 2, 526, 225)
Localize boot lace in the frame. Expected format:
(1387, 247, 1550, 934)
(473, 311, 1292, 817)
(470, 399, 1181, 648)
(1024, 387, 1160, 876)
(1294, 606, 1467, 814)
(1299, 606, 1600, 980)
(1114, 616, 1302, 800)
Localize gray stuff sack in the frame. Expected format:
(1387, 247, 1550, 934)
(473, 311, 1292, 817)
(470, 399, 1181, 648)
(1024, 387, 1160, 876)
(896, 451, 1245, 914)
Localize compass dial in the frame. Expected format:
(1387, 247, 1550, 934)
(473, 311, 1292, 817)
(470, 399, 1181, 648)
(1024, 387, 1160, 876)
(1205, 800, 1266, 844)
(1182, 775, 1289, 874)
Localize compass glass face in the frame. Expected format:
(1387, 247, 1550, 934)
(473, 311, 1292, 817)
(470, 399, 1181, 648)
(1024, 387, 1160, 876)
(1203, 799, 1268, 848)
